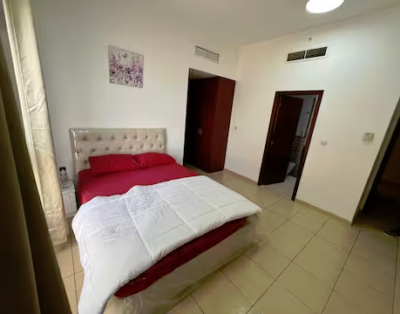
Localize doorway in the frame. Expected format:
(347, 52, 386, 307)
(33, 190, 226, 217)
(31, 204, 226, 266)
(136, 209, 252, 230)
(258, 90, 324, 200)
(183, 68, 236, 173)
(353, 99, 400, 232)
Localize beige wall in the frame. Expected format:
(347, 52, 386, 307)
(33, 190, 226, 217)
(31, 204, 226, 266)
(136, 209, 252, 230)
(31, 0, 240, 176)
(226, 7, 400, 221)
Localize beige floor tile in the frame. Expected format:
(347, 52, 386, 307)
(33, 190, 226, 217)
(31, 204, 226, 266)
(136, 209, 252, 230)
(207, 170, 240, 182)
(298, 207, 330, 224)
(75, 271, 84, 302)
(104, 297, 124, 314)
(335, 267, 393, 314)
(72, 242, 83, 273)
(266, 235, 304, 260)
(63, 275, 77, 314)
(255, 282, 314, 314)
(323, 291, 366, 314)
(215, 176, 260, 198)
(167, 296, 203, 314)
(222, 255, 274, 304)
(317, 219, 359, 251)
(267, 221, 314, 260)
(266, 176, 297, 199)
(398, 239, 400, 268)
(353, 230, 397, 261)
(290, 212, 324, 233)
(269, 199, 303, 219)
(56, 243, 74, 279)
(277, 263, 331, 314)
(245, 240, 291, 278)
(294, 237, 349, 288)
(192, 272, 252, 314)
(396, 279, 400, 303)
(248, 306, 263, 314)
(249, 189, 283, 209)
(341, 253, 395, 297)
(394, 301, 400, 314)
(256, 209, 287, 237)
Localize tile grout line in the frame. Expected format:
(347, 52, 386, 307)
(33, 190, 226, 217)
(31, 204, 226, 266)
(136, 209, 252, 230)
(290, 221, 356, 290)
(320, 230, 361, 314)
(69, 223, 80, 311)
(219, 266, 257, 312)
(221, 215, 291, 314)
(272, 217, 331, 314)
(246, 217, 332, 314)
(392, 237, 399, 314)
(187, 198, 288, 314)
(258, 197, 286, 212)
(188, 293, 205, 314)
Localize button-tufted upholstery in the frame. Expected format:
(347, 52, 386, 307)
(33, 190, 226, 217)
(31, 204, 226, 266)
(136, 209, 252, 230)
(70, 128, 167, 175)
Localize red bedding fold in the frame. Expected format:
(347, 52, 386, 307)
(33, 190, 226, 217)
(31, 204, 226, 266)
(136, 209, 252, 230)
(77, 162, 197, 204)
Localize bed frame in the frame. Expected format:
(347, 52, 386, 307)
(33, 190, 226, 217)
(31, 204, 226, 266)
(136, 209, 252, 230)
(69, 127, 258, 313)
(69, 128, 167, 176)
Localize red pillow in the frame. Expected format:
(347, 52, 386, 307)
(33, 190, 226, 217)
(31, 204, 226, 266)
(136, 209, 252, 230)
(89, 154, 139, 176)
(134, 153, 175, 169)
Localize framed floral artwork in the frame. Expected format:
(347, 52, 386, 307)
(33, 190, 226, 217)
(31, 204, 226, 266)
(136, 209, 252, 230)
(108, 46, 144, 88)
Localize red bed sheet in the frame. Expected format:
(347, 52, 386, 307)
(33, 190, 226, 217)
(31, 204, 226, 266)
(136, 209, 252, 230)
(76, 163, 248, 298)
(115, 217, 248, 298)
(77, 162, 197, 204)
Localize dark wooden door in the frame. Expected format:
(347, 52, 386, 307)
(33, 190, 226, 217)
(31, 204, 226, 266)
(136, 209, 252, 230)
(195, 79, 217, 169)
(209, 78, 236, 171)
(184, 80, 200, 164)
(184, 77, 236, 172)
(259, 95, 303, 185)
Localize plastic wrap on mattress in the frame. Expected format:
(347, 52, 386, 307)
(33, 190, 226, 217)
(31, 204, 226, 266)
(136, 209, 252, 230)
(103, 214, 261, 314)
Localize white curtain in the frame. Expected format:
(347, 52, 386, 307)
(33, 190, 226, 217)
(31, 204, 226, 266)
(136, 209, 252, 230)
(4, 0, 68, 245)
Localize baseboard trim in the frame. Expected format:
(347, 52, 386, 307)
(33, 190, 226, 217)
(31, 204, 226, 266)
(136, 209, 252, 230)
(296, 199, 351, 225)
(223, 169, 352, 225)
(224, 168, 258, 185)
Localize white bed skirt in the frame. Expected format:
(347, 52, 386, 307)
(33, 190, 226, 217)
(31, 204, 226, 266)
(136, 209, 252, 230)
(105, 215, 259, 314)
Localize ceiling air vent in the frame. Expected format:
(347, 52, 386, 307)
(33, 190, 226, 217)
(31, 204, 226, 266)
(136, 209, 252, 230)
(195, 46, 220, 63)
(305, 47, 328, 59)
(287, 50, 306, 62)
(287, 47, 328, 63)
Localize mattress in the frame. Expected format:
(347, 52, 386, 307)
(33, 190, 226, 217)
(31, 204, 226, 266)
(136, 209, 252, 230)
(73, 175, 261, 313)
(76, 164, 250, 301)
(114, 217, 248, 298)
(77, 162, 197, 204)
(107, 218, 257, 314)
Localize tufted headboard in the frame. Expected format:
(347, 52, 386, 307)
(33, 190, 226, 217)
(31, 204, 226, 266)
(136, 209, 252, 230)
(69, 128, 167, 175)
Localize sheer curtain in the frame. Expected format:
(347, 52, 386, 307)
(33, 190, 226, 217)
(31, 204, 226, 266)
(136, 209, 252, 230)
(0, 21, 71, 313)
(3, 0, 67, 245)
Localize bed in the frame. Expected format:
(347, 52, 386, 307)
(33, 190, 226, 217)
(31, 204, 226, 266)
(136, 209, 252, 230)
(70, 128, 261, 314)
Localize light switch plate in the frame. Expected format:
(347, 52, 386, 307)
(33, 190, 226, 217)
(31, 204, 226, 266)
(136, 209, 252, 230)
(363, 132, 374, 142)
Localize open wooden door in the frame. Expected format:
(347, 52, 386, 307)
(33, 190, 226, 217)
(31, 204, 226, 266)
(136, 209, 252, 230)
(259, 95, 303, 185)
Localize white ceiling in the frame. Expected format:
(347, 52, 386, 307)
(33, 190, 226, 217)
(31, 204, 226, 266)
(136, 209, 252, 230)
(149, 0, 400, 46)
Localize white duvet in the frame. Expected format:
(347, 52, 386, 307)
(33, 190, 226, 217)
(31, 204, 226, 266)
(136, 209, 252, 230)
(72, 175, 261, 314)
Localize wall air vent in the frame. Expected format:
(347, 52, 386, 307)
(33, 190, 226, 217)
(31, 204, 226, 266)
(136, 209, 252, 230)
(306, 47, 328, 59)
(195, 46, 220, 63)
(287, 47, 328, 62)
(287, 50, 306, 62)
